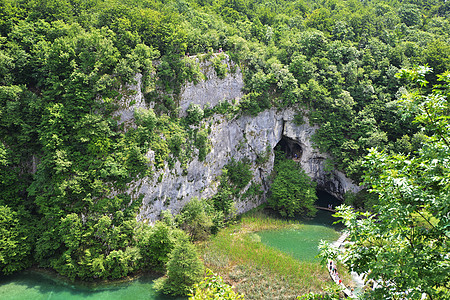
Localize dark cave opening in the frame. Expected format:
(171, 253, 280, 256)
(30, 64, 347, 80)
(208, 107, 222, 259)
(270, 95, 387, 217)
(315, 189, 342, 208)
(275, 136, 303, 160)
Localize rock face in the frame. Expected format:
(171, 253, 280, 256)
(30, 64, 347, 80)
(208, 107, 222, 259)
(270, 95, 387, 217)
(114, 73, 147, 126)
(178, 55, 243, 116)
(283, 118, 362, 200)
(120, 55, 361, 223)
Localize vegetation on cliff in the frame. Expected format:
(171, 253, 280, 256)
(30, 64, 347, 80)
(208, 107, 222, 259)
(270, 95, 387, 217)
(0, 0, 449, 298)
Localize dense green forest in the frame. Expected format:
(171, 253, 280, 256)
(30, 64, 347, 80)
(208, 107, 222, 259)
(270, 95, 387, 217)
(0, 0, 449, 298)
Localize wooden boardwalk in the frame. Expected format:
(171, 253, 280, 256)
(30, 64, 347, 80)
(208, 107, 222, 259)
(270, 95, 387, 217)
(315, 206, 336, 213)
(328, 232, 356, 298)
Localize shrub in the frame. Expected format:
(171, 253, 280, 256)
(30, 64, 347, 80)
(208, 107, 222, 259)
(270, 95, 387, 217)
(225, 158, 252, 189)
(136, 213, 187, 271)
(0, 206, 33, 275)
(195, 128, 210, 161)
(186, 103, 204, 125)
(134, 107, 157, 129)
(268, 159, 317, 218)
(293, 112, 305, 125)
(211, 54, 228, 79)
(297, 291, 340, 300)
(189, 269, 244, 300)
(239, 92, 262, 116)
(178, 197, 225, 240)
(155, 238, 205, 296)
(211, 171, 235, 217)
(178, 197, 214, 241)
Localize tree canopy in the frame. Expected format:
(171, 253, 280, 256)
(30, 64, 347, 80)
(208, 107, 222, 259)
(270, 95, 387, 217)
(268, 155, 317, 218)
(0, 1, 449, 298)
(322, 68, 450, 299)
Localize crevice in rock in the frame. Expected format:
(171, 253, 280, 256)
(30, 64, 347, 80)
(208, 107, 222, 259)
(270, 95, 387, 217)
(258, 167, 268, 191)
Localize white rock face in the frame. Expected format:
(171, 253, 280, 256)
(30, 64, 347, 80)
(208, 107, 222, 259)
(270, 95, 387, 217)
(113, 73, 147, 126)
(119, 57, 362, 223)
(178, 55, 244, 116)
(135, 109, 283, 222)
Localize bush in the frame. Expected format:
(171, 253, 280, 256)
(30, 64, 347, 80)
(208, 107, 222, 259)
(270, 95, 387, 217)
(268, 159, 317, 218)
(297, 291, 340, 300)
(195, 128, 210, 161)
(189, 269, 244, 300)
(225, 158, 252, 189)
(211, 171, 235, 217)
(0, 206, 33, 275)
(178, 197, 214, 241)
(211, 54, 228, 79)
(186, 103, 204, 125)
(136, 213, 187, 271)
(240, 92, 263, 116)
(155, 238, 205, 296)
(293, 112, 305, 125)
(134, 107, 157, 129)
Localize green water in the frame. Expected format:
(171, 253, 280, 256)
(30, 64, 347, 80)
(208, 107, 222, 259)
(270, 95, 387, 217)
(0, 270, 185, 300)
(257, 210, 342, 262)
(0, 191, 342, 299)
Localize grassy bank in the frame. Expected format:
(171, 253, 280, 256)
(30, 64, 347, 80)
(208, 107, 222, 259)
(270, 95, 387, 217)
(197, 207, 352, 299)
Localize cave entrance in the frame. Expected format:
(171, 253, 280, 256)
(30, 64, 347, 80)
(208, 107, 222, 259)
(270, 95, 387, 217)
(275, 136, 303, 160)
(315, 190, 342, 209)
(313, 189, 344, 228)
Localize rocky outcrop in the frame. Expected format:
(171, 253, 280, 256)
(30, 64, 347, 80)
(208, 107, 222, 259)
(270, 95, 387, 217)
(119, 55, 362, 223)
(178, 55, 243, 116)
(283, 117, 361, 200)
(114, 73, 147, 126)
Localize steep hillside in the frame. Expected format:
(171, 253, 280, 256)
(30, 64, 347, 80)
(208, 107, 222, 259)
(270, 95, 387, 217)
(0, 0, 449, 293)
(116, 55, 360, 222)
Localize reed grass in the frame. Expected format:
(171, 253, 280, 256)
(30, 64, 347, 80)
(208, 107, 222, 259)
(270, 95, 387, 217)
(198, 208, 347, 299)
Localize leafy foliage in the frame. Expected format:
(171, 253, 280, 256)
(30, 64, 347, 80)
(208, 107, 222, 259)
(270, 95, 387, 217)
(211, 169, 235, 217)
(0, 206, 33, 275)
(322, 69, 450, 299)
(186, 103, 204, 125)
(211, 53, 228, 79)
(177, 197, 224, 241)
(189, 269, 244, 300)
(224, 158, 252, 190)
(268, 154, 317, 218)
(297, 290, 340, 300)
(155, 237, 205, 296)
(0, 0, 449, 289)
(136, 212, 187, 271)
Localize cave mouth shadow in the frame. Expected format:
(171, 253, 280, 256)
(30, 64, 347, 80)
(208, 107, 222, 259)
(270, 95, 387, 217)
(276, 135, 303, 160)
(315, 189, 342, 209)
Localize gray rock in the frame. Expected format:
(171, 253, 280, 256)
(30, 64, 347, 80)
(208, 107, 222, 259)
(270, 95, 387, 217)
(117, 57, 362, 223)
(179, 55, 243, 116)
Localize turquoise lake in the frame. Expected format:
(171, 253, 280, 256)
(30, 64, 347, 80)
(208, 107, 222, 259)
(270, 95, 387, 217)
(257, 210, 342, 262)
(0, 271, 185, 300)
(0, 190, 342, 299)
(257, 190, 344, 262)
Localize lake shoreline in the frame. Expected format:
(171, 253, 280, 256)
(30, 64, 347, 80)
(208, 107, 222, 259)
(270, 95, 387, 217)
(198, 205, 352, 299)
(0, 266, 166, 290)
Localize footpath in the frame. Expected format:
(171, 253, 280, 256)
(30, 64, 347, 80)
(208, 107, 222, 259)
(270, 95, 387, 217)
(327, 232, 356, 298)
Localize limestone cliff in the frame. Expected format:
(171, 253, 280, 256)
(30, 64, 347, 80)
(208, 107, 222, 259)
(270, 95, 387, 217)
(117, 55, 362, 222)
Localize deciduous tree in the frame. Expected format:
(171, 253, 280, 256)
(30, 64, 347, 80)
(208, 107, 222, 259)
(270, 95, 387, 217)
(321, 68, 450, 299)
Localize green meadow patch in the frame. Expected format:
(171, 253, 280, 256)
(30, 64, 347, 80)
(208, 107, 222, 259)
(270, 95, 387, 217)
(198, 208, 351, 299)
